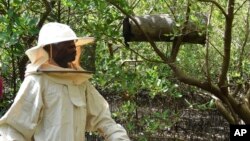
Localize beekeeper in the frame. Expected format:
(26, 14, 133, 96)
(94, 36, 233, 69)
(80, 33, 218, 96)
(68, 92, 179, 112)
(0, 22, 130, 141)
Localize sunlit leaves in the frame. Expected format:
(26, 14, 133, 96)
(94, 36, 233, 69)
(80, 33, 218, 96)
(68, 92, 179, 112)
(1, 0, 250, 136)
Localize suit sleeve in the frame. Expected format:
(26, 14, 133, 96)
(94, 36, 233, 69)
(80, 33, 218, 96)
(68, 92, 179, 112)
(85, 82, 130, 141)
(0, 75, 44, 141)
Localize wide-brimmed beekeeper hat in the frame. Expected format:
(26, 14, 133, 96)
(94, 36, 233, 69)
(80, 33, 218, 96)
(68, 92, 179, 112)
(25, 22, 95, 72)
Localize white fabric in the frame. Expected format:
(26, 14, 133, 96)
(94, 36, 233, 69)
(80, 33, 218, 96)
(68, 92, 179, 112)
(0, 73, 130, 141)
(0, 22, 130, 141)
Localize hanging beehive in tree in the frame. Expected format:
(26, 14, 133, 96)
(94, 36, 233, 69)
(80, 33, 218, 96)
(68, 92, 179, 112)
(123, 14, 207, 45)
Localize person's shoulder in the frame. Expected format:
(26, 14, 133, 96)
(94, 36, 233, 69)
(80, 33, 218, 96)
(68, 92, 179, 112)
(24, 73, 45, 83)
(81, 80, 94, 87)
(19, 74, 46, 90)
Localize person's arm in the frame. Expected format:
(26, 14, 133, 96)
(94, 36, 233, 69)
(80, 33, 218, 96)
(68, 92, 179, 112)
(85, 81, 130, 141)
(0, 75, 44, 141)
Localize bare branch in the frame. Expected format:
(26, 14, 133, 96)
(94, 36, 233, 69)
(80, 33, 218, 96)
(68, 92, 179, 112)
(26, 0, 55, 46)
(168, 63, 222, 98)
(123, 44, 164, 63)
(218, 0, 235, 89)
(169, 0, 191, 62)
(198, 0, 228, 18)
(215, 100, 236, 123)
(227, 94, 250, 123)
(38, 0, 55, 28)
(234, 0, 248, 15)
(237, 2, 250, 76)
(131, 0, 140, 9)
(232, 84, 242, 97)
(208, 40, 224, 58)
(205, 5, 214, 84)
(101, 31, 164, 63)
(169, 38, 181, 62)
(217, 93, 241, 123)
(165, 0, 177, 21)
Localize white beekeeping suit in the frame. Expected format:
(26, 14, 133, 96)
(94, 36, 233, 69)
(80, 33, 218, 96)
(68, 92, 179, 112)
(0, 22, 130, 141)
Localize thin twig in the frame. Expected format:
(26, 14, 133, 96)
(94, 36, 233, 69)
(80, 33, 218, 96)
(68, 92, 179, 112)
(97, 28, 164, 63)
(208, 40, 224, 58)
(198, 0, 228, 18)
(234, 0, 248, 15)
(237, 2, 250, 75)
(205, 4, 214, 84)
(131, 0, 141, 12)
(165, 0, 177, 21)
(122, 44, 164, 64)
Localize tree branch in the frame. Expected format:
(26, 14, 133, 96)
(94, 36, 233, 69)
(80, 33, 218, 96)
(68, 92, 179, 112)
(19, 0, 56, 80)
(124, 45, 164, 64)
(232, 84, 242, 97)
(215, 99, 236, 123)
(205, 5, 214, 84)
(168, 63, 222, 98)
(165, 0, 177, 21)
(227, 94, 250, 123)
(131, 0, 141, 13)
(38, 0, 55, 28)
(169, 0, 191, 62)
(237, 2, 250, 77)
(198, 0, 228, 18)
(218, 0, 235, 91)
(234, 0, 248, 15)
(26, 0, 56, 45)
(208, 40, 224, 58)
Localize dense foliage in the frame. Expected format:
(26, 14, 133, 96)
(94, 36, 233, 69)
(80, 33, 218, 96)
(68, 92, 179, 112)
(1, 0, 250, 139)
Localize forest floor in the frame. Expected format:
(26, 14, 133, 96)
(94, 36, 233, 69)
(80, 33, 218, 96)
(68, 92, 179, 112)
(101, 89, 230, 141)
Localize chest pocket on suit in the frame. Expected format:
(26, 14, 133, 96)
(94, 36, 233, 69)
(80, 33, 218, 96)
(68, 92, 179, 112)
(67, 85, 86, 107)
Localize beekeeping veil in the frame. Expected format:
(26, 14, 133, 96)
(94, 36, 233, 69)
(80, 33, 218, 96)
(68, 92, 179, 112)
(25, 22, 94, 72)
(25, 22, 95, 84)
